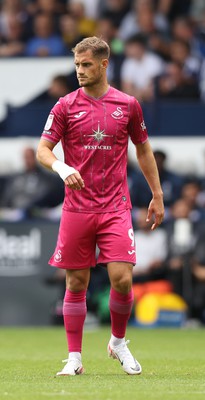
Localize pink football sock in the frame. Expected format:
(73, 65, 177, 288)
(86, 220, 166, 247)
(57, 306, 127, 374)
(63, 289, 87, 353)
(109, 288, 134, 339)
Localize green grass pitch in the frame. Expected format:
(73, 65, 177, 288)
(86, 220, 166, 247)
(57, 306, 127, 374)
(0, 326, 204, 400)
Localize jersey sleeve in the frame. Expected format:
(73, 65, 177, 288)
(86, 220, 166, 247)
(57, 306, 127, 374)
(41, 98, 67, 144)
(128, 97, 148, 145)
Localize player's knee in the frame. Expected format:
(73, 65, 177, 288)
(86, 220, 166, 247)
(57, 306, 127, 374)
(67, 278, 87, 291)
(112, 275, 132, 294)
(66, 271, 89, 291)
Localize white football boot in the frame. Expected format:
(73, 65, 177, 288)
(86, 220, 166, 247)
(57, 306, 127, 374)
(108, 339, 142, 375)
(56, 358, 84, 376)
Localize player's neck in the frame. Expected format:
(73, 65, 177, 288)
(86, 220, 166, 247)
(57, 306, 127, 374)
(83, 82, 110, 99)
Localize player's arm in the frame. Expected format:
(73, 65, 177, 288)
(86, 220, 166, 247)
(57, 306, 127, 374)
(135, 140, 164, 230)
(36, 138, 85, 190)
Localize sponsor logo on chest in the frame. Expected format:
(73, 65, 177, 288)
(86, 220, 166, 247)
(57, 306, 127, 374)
(83, 121, 113, 150)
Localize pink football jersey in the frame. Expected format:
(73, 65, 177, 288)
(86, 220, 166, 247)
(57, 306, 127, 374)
(41, 86, 148, 213)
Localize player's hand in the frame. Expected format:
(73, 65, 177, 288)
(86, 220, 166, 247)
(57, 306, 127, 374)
(146, 196, 164, 230)
(64, 172, 85, 190)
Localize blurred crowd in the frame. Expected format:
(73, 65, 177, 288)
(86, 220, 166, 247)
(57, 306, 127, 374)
(1, 0, 205, 325)
(1, 145, 205, 325)
(1, 0, 205, 101)
(128, 150, 205, 325)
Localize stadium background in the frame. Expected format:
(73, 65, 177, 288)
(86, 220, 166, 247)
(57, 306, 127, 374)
(0, 0, 205, 328)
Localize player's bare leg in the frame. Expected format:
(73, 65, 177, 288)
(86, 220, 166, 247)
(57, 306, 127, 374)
(56, 268, 90, 376)
(107, 262, 142, 375)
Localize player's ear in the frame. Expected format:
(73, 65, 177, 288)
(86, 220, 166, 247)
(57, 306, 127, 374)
(100, 59, 108, 69)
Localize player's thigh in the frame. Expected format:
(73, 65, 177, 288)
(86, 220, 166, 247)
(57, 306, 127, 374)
(50, 211, 96, 269)
(96, 209, 136, 265)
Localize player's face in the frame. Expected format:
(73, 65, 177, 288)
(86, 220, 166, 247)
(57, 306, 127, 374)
(74, 50, 106, 87)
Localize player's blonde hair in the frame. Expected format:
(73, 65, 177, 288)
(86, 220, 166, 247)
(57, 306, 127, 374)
(72, 36, 110, 59)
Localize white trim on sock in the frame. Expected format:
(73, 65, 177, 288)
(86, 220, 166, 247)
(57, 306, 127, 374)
(110, 334, 125, 347)
(68, 352, 82, 361)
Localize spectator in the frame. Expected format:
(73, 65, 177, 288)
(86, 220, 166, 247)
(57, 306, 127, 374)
(47, 74, 71, 99)
(95, 17, 124, 88)
(0, 0, 32, 40)
(157, 0, 192, 23)
(127, 158, 141, 209)
(28, 74, 74, 105)
(199, 59, 205, 101)
(198, 172, 205, 207)
(133, 207, 168, 280)
(189, 0, 205, 24)
(180, 179, 205, 223)
(25, 12, 66, 57)
(191, 225, 205, 324)
(95, 17, 123, 55)
(26, 0, 66, 19)
(154, 150, 185, 208)
(127, 157, 151, 210)
(196, 14, 205, 57)
(99, 0, 132, 28)
(171, 16, 202, 59)
(164, 197, 198, 310)
(0, 146, 64, 217)
(132, 207, 171, 301)
(59, 13, 84, 54)
(120, 34, 164, 103)
(170, 20, 204, 100)
(130, 149, 185, 211)
(0, 174, 7, 200)
(169, 38, 201, 80)
(118, 0, 169, 42)
(68, 0, 100, 20)
(26, 0, 66, 37)
(0, 0, 28, 31)
(134, 0, 171, 60)
(155, 60, 200, 100)
(0, 13, 25, 56)
(67, 0, 97, 37)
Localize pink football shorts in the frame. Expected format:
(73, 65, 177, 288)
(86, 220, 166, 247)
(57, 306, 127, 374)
(49, 209, 136, 269)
